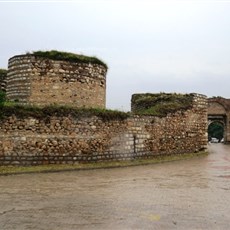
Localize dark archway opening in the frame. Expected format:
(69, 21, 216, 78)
(208, 122, 224, 142)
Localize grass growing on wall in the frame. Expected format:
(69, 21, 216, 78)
(132, 93, 194, 116)
(0, 104, 129, 121)
(29, 50, 108, 69)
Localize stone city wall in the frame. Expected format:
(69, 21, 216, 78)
(0, 94, 207, 166)
(6, 55, 107, 108)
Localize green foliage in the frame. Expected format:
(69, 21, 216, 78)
(208, 122, 224, 141)
(132, 93, 194, 117)
(0, 90, 6, 105)
(136, 102, 189, 116)
(29, 50, 108, 69)
(0, 104, 129, 121)
(0, 69, 7, 76)
(0, 69, 7, 85)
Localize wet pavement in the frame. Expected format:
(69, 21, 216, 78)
(0, 144, 230, 230)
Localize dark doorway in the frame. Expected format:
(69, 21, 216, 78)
(208, 122, 224, 142)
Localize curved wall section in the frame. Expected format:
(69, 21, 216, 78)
(6, 56, 32, 103)
(6, 55, 107, 108)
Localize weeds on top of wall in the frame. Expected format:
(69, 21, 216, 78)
(28, 50, 108, 69)
(132, 93, 194, 117)
(0, 104, 129, 121)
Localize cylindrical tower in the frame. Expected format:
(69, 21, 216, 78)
(6, 51, 107, 108)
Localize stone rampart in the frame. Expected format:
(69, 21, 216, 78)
(6, 54, 107, 108)
(0, 94, 207, 166)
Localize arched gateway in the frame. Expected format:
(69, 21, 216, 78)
(208, 97, 230, 143)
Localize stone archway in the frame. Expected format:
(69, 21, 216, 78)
(208, 97, 230, 143)
(208, 120, 225, 142)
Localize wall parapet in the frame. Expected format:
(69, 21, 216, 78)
(131, 92, 207, 116)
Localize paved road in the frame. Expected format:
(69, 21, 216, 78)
(0, 144, 230, 230)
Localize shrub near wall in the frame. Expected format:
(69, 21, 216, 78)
(0, 94, 207, 166)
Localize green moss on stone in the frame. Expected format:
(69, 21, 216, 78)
(29, 50, 108, 69)
(0, 104, 129, 121)
(132, 93, 194, 117)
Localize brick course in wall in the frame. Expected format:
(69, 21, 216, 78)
(0, 94, 207, 166)
(6, 55, 107, 108)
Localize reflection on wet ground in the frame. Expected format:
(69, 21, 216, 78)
(0, 144, 230, 229)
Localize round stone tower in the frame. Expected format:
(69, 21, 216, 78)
(6, 51, 107, 108)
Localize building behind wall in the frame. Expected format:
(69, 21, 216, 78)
(6, 51, 107, 108)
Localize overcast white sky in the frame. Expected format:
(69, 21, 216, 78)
(0, 0, 230, 110)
